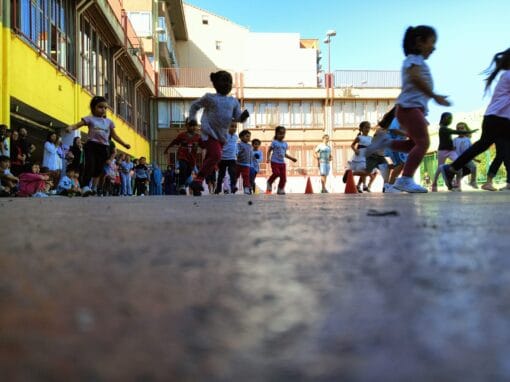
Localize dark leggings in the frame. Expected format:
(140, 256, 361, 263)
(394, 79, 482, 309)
(487, 152, 504, 179)
(177, 160, 193, 188)
(215, 159, 237, 193)
(451, 115, 510, 183)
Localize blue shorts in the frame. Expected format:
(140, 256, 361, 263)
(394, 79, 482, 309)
(319, 163, 330, 176)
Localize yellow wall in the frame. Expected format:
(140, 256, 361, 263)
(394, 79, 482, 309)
(7, 36, 149, 159)
(1, 15, 11, 126)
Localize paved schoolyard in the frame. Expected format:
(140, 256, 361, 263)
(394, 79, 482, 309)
(1, 192, 509, 381)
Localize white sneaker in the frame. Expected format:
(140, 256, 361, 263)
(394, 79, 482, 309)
(243, 187, 252, 195)
(393, 177, 428, 193)
(365, 133, 391, 157)
(277, 188, 286, 195)
(384, 183, 402, 193)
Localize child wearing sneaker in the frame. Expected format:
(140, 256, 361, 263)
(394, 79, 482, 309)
(453, 122, 479, 190)
(66, 96, 130, 196)
(442, 48, 510, 192)
(187, 71, 249, 196)
(366, 26, 451, 193)
(250, 139, 263, 193)
(235, 130, 253, 194)
(266, 126, 297, 195)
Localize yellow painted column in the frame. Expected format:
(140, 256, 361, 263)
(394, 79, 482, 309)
(1, 0, 11, 127)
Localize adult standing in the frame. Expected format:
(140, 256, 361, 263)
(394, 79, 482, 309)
(42, 132, 59, 172)
(314, 134, 333, 193)
(19, 127, 34, 169)
(9, 129, 25, 176)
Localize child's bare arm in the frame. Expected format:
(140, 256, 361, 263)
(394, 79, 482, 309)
(66, 119, 86, 133)
(285, 153, 297, 162)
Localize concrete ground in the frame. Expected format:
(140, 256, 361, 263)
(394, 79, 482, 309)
(1, 192, 510, 381)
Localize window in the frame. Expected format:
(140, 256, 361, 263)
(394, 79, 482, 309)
(80, 17, 110, 96)
(115, 63, 134, 124)
(136, 91, 150, 138)
(127, 12, 152, 37)
(202, 15, 209, 25)
(215, 41, 222, 50)
(17, 0, 74, 73)
(158, 101, 203, 129)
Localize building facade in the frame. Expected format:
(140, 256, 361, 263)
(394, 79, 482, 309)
(156, 4, 401, 178)
(0, 0, 186, 163)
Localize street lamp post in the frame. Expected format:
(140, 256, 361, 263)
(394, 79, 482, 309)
(323, 29, 336, 85)
(324, 30, 336, 135)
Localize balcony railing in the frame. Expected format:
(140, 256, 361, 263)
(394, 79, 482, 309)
(159, 68, 401, 90)
(332, 70, 401, 88)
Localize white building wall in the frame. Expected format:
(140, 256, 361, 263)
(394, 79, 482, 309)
(176, 5, 249, 70)
(244, 33, 317, 87)
(177, 5, 318, 87)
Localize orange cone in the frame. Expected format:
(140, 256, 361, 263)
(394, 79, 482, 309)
(304, 177, 313, 194)
(344, 170, 358, 194)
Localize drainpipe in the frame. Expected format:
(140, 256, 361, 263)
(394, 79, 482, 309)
(74, 0, 94, 125)
(1, 0, 11, 127)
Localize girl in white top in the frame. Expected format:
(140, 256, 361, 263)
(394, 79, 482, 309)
(266, 125, 297, 195)
(349, 121, 372, 192)
(443, 48, 510, 191)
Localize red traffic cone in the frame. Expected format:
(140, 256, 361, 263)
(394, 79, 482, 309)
(305, 177, 313, 194)
(344, 170, 358, 194)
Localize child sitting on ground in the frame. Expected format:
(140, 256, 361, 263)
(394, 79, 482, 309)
(17, 163, 50, 197)
(0, 155, 19, 196)
(57, 167, 81, 196)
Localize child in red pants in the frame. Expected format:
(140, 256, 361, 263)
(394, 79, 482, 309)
(188, 71, 249, 196)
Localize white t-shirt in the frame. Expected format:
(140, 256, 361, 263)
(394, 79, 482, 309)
(315, 143, 331, 163)
(397, 54, 433, 115)
(270, 140, 288, 164)
(485, 70, 510, 120)
(454, 136, 471, 156)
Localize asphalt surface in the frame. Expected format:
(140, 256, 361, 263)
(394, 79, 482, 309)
(1, 192, 510, 381)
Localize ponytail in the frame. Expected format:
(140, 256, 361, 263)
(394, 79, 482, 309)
(402, 25, 436, 56)
(484, 48, 510, 93)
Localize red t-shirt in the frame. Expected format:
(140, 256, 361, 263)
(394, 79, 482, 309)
(169, 132, 200, 165)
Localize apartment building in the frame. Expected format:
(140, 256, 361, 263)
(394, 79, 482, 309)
(156, 4, 401, 179)
(0, 0, 185, 162)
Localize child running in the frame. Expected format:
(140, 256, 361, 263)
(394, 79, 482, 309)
(250, 139, 263, 193)
(266, 125, 297, 195)
(66, 96, 130, 196)
(441, 48, 510, 192)
(215, 122, 238, 194)
(452, 122, 479, 190)
(187, 71, 249, 196)
(235, 129, 253, 195)
(366, 25, 450, 193)
(430, 113, 477, 191)
(163, 119, 200, 195)
(348, 121, 372, 192)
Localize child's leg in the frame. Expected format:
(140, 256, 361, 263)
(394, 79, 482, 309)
(241, 166, 251, 188)
(250, 168, 257, 192)
(215, 160, 227, 193)
(395, 108, 430, 177)
(277, 163, 287, 190)
(196, 139, 222, 183)
(267, 163, 280, 186)
(227, 160, 237, 192)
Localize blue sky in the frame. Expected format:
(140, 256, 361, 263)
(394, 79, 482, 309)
(186, 0, 509, 125)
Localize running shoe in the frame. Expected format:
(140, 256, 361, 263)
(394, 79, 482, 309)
(393, 177, 428, 193)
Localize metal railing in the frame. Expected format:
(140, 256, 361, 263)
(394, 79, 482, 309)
(332, 70, 401, 88)
(159, 68, 401, 89)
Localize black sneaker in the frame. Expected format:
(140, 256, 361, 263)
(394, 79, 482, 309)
(440, 164, 455, 190)
(342, 171, 348, 183)
(179, 187, 187, 195)
(190, 181, 204, 196)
